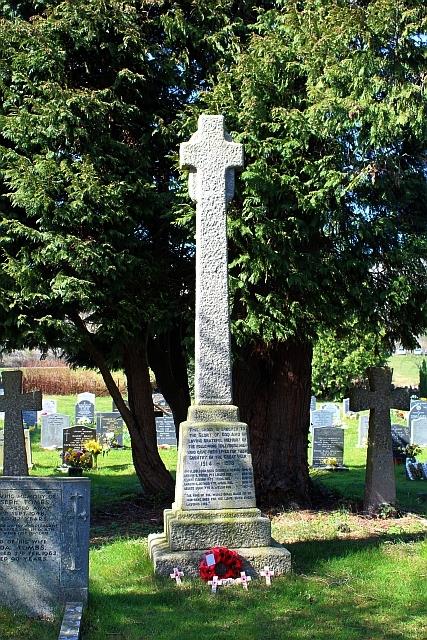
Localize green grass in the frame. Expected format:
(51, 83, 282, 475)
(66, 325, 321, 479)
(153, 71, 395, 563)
(1, 399, 427, 640)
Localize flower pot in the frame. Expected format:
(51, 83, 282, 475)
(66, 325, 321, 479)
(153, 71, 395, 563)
(68, 467, 83, 477)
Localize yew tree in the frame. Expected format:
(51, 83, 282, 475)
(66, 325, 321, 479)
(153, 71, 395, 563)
(201, 0, 427, 505)
(0, 0, 269, 498)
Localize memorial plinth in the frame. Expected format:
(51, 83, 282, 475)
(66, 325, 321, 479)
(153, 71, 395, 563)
(149, 405, 291, 575)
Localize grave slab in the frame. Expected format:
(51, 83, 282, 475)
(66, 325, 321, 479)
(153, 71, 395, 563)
(0, 477, 90, 617)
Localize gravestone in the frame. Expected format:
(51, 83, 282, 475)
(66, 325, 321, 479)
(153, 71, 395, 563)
(0, 477, 90, 617)
(410, 396, 419, 409)
(0, 429, 32, 471)
(153, 392, 168, 407)
(148, 115, 290, 577)
(358, 415, 369, 447)
(391, 423, 410, 449)
(63, 425, 96, 456)
(41, 398, 57, 415)
(311, 409, 334, 428)
(342, 398, 350, 416)
(0, 370, 42, 476)
(310, 396, 316, 412)
(349, 367, 411, 513)
(75, 395, 95, 424)
(311, 427, 344, 467)
(22, 410, 37, 428)
(321, 403, 341, 424)
(410, 417, 427, 446)
(111, 398, 129, 412)
(156, 415, 177, 446)
(96, 412, 123, 446)
(41, 413, 70, 449)
(407, 400, 427, 427)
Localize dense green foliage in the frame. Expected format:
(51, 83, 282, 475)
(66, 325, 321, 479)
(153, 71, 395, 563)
(203, 0, 427, 350)
(312, 328, 389, 399)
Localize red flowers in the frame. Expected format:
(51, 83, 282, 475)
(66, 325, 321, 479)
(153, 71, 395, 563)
(199, 546, 243, 581)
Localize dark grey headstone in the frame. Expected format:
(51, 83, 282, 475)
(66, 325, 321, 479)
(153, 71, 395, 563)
(75, 400, 95, 424)
(22, 410, 37, 427)
(156, 416, 177, 446)
(0, 477, 90, 617)
(312, 427, 344, 467)
(391, 423, 410, 449)
(96, 412, 123, 446)
(111, 398, 129, 412)
(63, 425, 96, 456)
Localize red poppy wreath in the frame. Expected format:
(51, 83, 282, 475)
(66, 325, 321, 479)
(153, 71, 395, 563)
(199, 546, 243, 581)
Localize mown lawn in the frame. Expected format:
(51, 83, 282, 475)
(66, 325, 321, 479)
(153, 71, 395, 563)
(1, 400, 426, 640)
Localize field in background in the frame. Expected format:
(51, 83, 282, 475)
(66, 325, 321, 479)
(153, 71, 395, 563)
(388, 355, 426, 388)
(18, 367, 127, 396)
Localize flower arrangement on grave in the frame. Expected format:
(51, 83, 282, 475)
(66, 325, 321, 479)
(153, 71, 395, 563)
(84, 439, 103, 469)
(199, 546, 243, 581)
(63, 448, 92, 470)
(401, 443, 422, 461)
(323, 457, 338, 468)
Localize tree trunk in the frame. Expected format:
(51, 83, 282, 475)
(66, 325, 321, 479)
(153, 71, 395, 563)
(233, 338, 313, 507)
(147, 323, 191, 438)
(70, 313, 174, 500)
(123, 337, 175, 499)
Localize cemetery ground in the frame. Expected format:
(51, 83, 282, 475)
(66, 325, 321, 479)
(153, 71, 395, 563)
(0, 396, 426, 640)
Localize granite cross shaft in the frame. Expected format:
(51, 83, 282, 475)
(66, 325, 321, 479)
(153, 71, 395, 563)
(180, 115, 244, 405)
(0, 370, 42, 476)
(349, 367, 411, 512)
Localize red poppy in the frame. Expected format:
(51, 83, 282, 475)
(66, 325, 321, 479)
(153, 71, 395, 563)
(199, 546, 243, 581)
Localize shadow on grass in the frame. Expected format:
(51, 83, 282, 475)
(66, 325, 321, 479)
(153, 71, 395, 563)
(289, 530, 427, 574)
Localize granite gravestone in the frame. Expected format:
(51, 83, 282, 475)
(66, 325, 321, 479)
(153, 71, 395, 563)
(22, 410, 37, 428)
(311, 427, 344, 467)
(63, 425, 96, 456)
(311, 409, 334, 428)
(358, 415, 369, 447)
(75, 395, 95, 424)
(41, 413, 70, 449)
(96, 412, 123, 446)
(0, 429, 32, 471)
(391, 423, 410, 449)
(0, 477, 90, 617)
(350, 367, 411, 513)
(148, 115, 290, 577)
(42, 398, 57, 416)
(156, 415, 177, 446)
(407, 400, 427, 427)
(0, 370, 41, 476)
(342, 398, 350, 416)
(410, 417, 427, 446)
(321, 403, 341, 424)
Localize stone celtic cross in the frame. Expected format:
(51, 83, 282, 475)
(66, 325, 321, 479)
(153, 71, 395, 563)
(0, 370, 42, 476)
(180, 115, 244, 405)
(349, 367, 412, 511)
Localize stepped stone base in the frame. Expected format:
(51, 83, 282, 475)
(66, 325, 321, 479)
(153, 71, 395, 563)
(148, 532, 291, 577)
(164, 507, 271, 550)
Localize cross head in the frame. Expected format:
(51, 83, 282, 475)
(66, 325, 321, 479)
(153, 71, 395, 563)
(170, 567, 184, 584)
(260, 566, 275, 586)
(0, 370, 42, 476)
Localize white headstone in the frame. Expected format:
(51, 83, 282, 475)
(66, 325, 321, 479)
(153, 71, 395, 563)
(41, 413, 70, 449)
(321, 403, 340, 424)
(42, 398, 57, 415)
(358, 415, 369, 447)
(77, 392, 95, 405)
(311, 409, 334, 428)
(342, 398, 350, 416)
(410, 417, 427, 446)
(180, 114, 244, 405)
